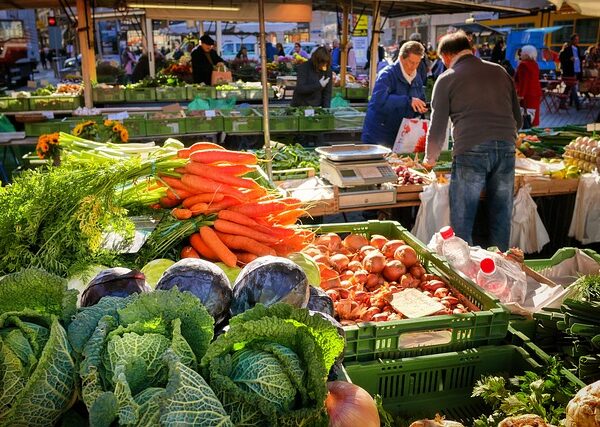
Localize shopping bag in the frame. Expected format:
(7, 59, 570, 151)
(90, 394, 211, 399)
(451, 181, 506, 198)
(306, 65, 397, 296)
(330, 93, 350, 109)
(412, 182, 449, 243)
(393, 118, 429, 153)
(0, 114, 15, 133)
(187, 96, 211, 111)
(509, 185, 550, 253)
(569, 173, 600, 244)
(211, 64, 233, 86)
(208, 97, 236, 110)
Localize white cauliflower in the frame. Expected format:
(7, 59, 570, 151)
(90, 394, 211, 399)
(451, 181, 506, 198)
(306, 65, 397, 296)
(566, 380, 600, 427)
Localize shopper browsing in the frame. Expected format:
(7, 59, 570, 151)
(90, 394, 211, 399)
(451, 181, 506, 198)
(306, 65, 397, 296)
(514, 45, 542, 127)
(291, 46, 333, 108)
(361, 41, 427, 147)
(424, 31, 522, 251)
(191, 34, 226, 86)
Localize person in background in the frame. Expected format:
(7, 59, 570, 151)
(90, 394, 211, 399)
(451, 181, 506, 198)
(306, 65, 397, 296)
(276, 42, 285, 57)
(191, 34, 226, 86)
(236, 47, 248, 61)
(291, 46, 332, 108)
(362, 41, 427, 147)
(559, 34, 583, 109)
(347, 40, 357, 75)
(131, 53, 149, 83)
(265, 42, 277, 62)
(424, 31, 521, 251)
(465, 31, 480, 57)
(479, 42, 492, 60)
(331, 39, 341, 73)
(490, 39, 505, 64)
(409, 32, 430, 89)
(39, 48, 47, 70)
(541, 47, 559, 65)
(514, 45, 542, 127)
(121, 46, 137, 83)
(293, 42, 309, 59)
(172, 44, 184, 61)
(365, 42, 385, 72)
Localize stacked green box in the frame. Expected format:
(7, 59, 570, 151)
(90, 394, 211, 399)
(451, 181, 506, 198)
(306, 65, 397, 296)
(222, 109, 262, 133)
(332, 87, 345, 98)
(298, 112, 334, 131)
(25, 120, 72, 137)
(122, 113, 148, 138)
(92, 86, 125, 103)
(332, 107, 365, 130)
(216, 89, 243, 100)
(124, 87, 156, 102)
(155, 86, 187, 101)
(146, 115, 186, 136)
(0, 97, 28, 112)
(266, 108, 298, 132)
(243, 87, 274, 100)
(185, 112, 224, 133)
(305, 221, 510, 362)
(345, 87, 368, 99)
(28, 96, 81, 111)
(186, 85, 216, 100)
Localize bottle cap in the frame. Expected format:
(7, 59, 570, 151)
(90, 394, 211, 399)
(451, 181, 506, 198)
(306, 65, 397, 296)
(440, 226, 454, 240)
(480, 258, 496, 274)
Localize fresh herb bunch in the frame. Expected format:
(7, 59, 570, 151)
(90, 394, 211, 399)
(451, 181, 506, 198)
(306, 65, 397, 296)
(472, 358, 579, 426)
(256, 142, 320, 172)
(566, 274, 600, 302)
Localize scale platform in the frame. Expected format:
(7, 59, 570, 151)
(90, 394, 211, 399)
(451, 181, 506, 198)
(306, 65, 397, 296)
(337, 184, 397, 209)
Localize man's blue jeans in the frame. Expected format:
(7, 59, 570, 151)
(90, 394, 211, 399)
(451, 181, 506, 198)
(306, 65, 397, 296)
(449, 140, 515, 251)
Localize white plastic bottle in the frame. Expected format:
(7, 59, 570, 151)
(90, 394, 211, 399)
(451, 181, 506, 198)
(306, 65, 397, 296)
(477, 258, 509, 302)
(440, 226, 477, 279)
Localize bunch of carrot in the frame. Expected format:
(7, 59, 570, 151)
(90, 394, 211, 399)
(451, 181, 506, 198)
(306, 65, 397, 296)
(152, 141, 313, 268)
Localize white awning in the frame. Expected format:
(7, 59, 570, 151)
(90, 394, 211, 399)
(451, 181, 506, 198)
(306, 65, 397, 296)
(548, 0, 600, 17)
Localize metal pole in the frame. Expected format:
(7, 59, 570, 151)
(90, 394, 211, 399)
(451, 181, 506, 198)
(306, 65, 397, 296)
(76, 0, 95, 108)
(258, 0, 272, 179)
(146, 17, 155, 77)
(216, 21, 223, 55)
(369, 0, 381, 97)
(340, 2, 349, 88)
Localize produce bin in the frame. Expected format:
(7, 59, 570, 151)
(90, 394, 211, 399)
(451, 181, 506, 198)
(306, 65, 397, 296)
(185, 112, 224, 133)
(345, 87, 368, 100)
(120, 113, 147, 138)
(222, 109, 262, 133)
(332, 87, 345, 98)
(28, 96, 81, 111)
(332, 107, 365, 130)
(343, 327, 584, 424)
(298, 112, 334, 132)
(272, 167, 315, 182)
(0, 97, 28, 112)
(524, 247, 600, 270)
(155, 86, 187, 101)
(146, 116, 186, 136)
(266, 108, 299, 132)
(243, 87, 274, 100)
(24, 120, 71, 137)
(124, 87, 156, 102)
(216, 89, 243, 100)
(186, 85, 216, 100)
(306, 221, 510, 362)
(92, 86, 125, 103)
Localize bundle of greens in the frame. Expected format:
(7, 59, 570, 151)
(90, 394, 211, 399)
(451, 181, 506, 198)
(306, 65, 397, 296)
(472, 359, 579, 426)
(0, 268, 78, 426)
(256, 142, 320, 172)
(67, 288, 228, 427)
(200, 303, 345, 426)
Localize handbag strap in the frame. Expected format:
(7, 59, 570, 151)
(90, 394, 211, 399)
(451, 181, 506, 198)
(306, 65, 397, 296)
(204, 51, 214, 67)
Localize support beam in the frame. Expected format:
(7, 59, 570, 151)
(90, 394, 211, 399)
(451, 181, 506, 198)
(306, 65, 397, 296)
(146, 17, 155, 77)
(369, 1, 381, 97)
(216, 21, 222, 55)
(340, 2, 349, 88)
(76, 0, 96, 108)
(258, 0, 272, 179)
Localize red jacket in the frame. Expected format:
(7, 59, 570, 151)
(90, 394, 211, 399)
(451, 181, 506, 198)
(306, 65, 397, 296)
(514, 59, 542, 99)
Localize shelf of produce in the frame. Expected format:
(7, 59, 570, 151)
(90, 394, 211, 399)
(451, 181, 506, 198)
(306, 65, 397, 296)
(520, 175, 580, 196)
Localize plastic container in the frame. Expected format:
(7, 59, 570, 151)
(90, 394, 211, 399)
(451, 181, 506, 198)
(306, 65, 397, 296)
(440, 226, 477, 279)
(0, 97, 29, 112)
(120, 113, 147, 138)
(343, 327, 584, 424)
(298, 113, 334, 131)
(146, 116, 186, 136)
(92, 86, 125, 103)
(185, 112, 224, 133)
(304, 221, 510, 362)
(155, 86, 187, 101)
(477, 258, 509, 302)
(124, 87, 156, 102)
(28, 96, 81, 111)
(24, 120, 71, 137)
(222, 109, 262, 133)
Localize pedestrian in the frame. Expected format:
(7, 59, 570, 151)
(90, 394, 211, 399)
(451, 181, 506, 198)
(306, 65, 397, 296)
(490, 39, 505, 64)
(191, 34, 226, 86)
(236, 47, 248, 61)
(121, 46, 137, 82)
(424, 31, 522, 251)
(559, 34, 583, 109)
(293, 43, 309, 59)
(331, 39, 341, 73)
(347, 40, 357, 75)
(291, 46, 332, 108)
(514, 45, 542, 127)
(39, 48, 47, 71)
(361, 41, 427, 147)
(479, 42, 492, 60)
(276, 42, 285, 57)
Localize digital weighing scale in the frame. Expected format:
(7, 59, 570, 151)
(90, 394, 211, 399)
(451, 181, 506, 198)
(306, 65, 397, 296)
(315, 144, 398, 208)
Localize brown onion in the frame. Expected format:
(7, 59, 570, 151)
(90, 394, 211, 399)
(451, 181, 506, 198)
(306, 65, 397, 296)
(382, 240, 405, 258)
(315, 233, 342, 251)
(363, 251, 386, 273)
(358, 245, 378, 260)
(330, 253, 350, 272)
(347, 260, 363, 272)
(354, 270, 368, 284)
(369, 234, 388, 250)
(409, 264, 425, 279)
(343, 234, 369, 252)
(383, 260, 406, 282)
(394, 245, 419, 268)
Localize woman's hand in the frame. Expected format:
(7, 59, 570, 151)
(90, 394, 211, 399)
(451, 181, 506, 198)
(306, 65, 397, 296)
(411, 97, 427, 113)
(319, 76, 331, 88)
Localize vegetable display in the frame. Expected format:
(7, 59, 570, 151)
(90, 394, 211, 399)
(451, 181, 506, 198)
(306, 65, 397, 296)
(565, 380, 600, 427)
(256, 142, 321, 173)
(80, 267, 150, 307)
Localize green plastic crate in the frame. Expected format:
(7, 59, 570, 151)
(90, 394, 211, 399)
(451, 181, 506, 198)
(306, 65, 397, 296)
(524, 247, 600, 271)
(332, 87, 345, 98)
(155, 86, 187, 101)
(345, 87, 368, 99)
(125, 87, 156, 102)
(92, 86, 125, 103)
(298, 113, 334, 131)
(0, 97, 28, 112)
(120, 113, 148, 138)
(24, 120, 71, 137)
(185, 113, 224, 133)
(332, 107, 365, 130)
(146, 117, 186, 136)
(344, 327, 584, 424)
(267, 109, 299, 132)
(28, 96, 81, 111)
(306, 221, 510, 362)
(186, 85, 216, 100)
(216, 89, 243, 100)
(222, 110, 262, 133)
(243, 87, 274, 100)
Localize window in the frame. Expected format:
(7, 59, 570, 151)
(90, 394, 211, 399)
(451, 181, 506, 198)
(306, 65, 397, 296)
(576, 19, 599, 44)
(552, 20, 574, 45)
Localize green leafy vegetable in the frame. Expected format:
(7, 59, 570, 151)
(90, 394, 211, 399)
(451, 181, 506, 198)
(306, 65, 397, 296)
(566, 274, 600, 303)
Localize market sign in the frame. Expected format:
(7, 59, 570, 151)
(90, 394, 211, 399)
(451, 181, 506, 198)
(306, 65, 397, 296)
(353, 14, 368, 37)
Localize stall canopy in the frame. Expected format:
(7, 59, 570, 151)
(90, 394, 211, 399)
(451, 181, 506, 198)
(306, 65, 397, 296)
(452, 22, 506, 37)
(548, 0, 600, 17)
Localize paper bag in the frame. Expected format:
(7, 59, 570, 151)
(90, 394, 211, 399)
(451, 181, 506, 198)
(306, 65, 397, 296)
(211, 64, 232, 86)
(393, 118, 429, 153)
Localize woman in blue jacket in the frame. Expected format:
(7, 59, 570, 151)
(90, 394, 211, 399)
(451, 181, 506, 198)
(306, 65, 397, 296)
(362, 41, 427, 147)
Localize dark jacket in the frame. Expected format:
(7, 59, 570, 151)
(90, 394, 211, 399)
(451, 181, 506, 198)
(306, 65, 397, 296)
(191, 47, 225, 85)
(291, 61, 333, 108)
(559, 44, 582, 78)
(362, 62, 425, 147)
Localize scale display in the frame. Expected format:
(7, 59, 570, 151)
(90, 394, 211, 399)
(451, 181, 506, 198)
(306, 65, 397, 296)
(320, 158, 397, 187)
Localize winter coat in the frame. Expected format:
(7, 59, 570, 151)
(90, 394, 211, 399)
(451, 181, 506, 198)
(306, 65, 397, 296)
(191, 47, 225, 85)
(559, 44, 582, 78)
(361, 62, 425, 147)
(291, 61, 333, 108)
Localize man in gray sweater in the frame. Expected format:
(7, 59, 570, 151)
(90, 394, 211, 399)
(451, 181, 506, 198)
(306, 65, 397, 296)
(424, 31, 522, 251)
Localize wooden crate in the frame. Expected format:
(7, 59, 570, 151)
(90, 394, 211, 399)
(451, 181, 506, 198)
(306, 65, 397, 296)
(521, 176, 579, 196)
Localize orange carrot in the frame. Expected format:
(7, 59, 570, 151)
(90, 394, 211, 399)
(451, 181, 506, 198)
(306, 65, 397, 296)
(189, 202, 209, 216)
(185, 162, 262, 190)
(255, 223, 296, 238)
(213, 219, 280, 244)
(228, 201, 288, 217)
(181, 246, 200, 259)
(149, 203, 161, 210)
(159, 175, 187, 191)
(271, 208, 307, 226)
(240, 187, 269, 201)
(181, 174, 247, 200)
(217, 210, 260, 228)
(235, 252, 258, 265)
(200, 226, 237, 267)
(174, 167, 187, 174)
(205, 197, 243, 213)
(182, 192, 225, 209)
(167, 188, 194, 200)
(190, 149, 257, 165)
(171, 208, 193, 220)
(189, 141, 225, 152)
(216, 232, 276, 257)
(212, 164, 254, 176)
(160, 197, 180, 208)
(189, 232, 218, 260)
(177, 148, 191, 158)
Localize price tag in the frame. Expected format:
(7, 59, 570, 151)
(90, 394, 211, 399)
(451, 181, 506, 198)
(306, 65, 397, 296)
(390, 289, 445, 318)
(304, 109, 315, 117)
(205, 109, 216, 118)
(107, 112, 129, 122)
(41, 111, 54, 119)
